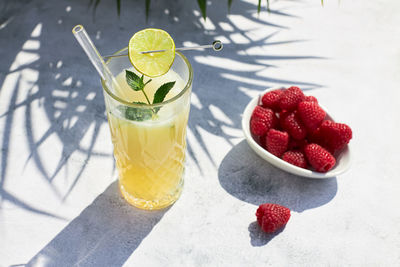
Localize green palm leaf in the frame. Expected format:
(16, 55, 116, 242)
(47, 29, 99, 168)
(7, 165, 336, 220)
(101, 0, 303, 20)
(117, 0, 121, 16)
(145, 0, 151, 21)
(228, 0, 233, 12)
(197, 0, 207, 20)
(94, 0, 101, 15)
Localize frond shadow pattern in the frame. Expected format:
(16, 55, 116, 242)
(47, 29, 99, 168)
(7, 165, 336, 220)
(0, 0, 323, 216)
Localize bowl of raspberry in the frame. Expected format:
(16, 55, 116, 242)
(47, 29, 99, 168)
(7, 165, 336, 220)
(242, 86, 352, 179)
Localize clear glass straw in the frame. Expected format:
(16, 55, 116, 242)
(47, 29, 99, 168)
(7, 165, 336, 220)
(72, 25, 122, 94)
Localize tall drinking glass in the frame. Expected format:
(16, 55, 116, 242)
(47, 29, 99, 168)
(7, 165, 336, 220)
(102, 48, 193, 210)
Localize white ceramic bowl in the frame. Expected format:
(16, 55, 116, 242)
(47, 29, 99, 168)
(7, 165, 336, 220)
(241, 88, 351, 179)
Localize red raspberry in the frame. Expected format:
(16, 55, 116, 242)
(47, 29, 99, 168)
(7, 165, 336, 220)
(250, 106, 278, 136)
(297, 101, 326, 132)
(304, 143, 336, 172)
(256, 203, 291, 233)
(282, 150, 308, 168)
(265, 129, 289, 157)
(288, 138, 308, 151)
(304, 95, 318, 103)
(280, 110, 307, 140)
(319, 120, 352, 152)
(279, 86, 305, 111)
(261, 89, 284, 111)
(278, 110, 289, 125)
(307, 127, 325, 148)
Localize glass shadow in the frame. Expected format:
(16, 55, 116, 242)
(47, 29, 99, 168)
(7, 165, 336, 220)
(27, 181, 169, 266)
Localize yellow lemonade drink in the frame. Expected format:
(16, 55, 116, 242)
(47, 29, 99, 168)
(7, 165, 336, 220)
(106, 68, 190, 209)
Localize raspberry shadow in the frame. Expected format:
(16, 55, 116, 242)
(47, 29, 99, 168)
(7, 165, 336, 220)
(248, 221, 286, 246)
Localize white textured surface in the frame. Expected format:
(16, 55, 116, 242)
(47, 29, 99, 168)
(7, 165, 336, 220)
(1, 0, 400, 266)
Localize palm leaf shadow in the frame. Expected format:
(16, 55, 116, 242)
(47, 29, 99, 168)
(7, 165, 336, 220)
(0, 0, 324, 218)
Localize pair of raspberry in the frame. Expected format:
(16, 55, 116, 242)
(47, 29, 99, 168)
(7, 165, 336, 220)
(250, 86, 352, 172)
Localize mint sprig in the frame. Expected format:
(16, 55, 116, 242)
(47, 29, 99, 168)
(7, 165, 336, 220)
(122, 70, 176, 121)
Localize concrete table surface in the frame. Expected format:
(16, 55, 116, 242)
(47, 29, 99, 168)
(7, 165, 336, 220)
(1, 0, 400, 266)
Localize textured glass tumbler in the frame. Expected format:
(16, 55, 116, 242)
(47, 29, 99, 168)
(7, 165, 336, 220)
(102, 48, 192, 210)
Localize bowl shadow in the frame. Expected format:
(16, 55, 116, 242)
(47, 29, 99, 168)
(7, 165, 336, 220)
(219, 140, 338, 246)
(218, 140, 338, 212)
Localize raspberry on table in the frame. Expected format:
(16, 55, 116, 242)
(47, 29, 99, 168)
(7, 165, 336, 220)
(250, 106, 278, 136)
(304, 143, 336, 172)
(265, 129, 289, 157)
(280, 110, 307, 140)
(282, 150, 308, 169)
(256, 203, 291, 233)
(279, 86, 305, 111)
(297, 101, 326, 132)
(262, 89, 284, 111)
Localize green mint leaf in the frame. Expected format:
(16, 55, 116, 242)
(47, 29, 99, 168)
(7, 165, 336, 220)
(125, 70, 144, 91)
(153, 81, 176, 105)
(117, 103, 152, 121)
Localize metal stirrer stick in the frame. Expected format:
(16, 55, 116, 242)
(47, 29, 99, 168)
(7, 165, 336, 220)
(103, 40, 223, 59)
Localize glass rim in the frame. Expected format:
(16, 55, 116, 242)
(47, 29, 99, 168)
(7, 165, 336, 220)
(101, 47, 193, 108)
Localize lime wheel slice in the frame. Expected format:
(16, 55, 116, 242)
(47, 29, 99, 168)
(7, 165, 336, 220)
(128, 28, 175, 77)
